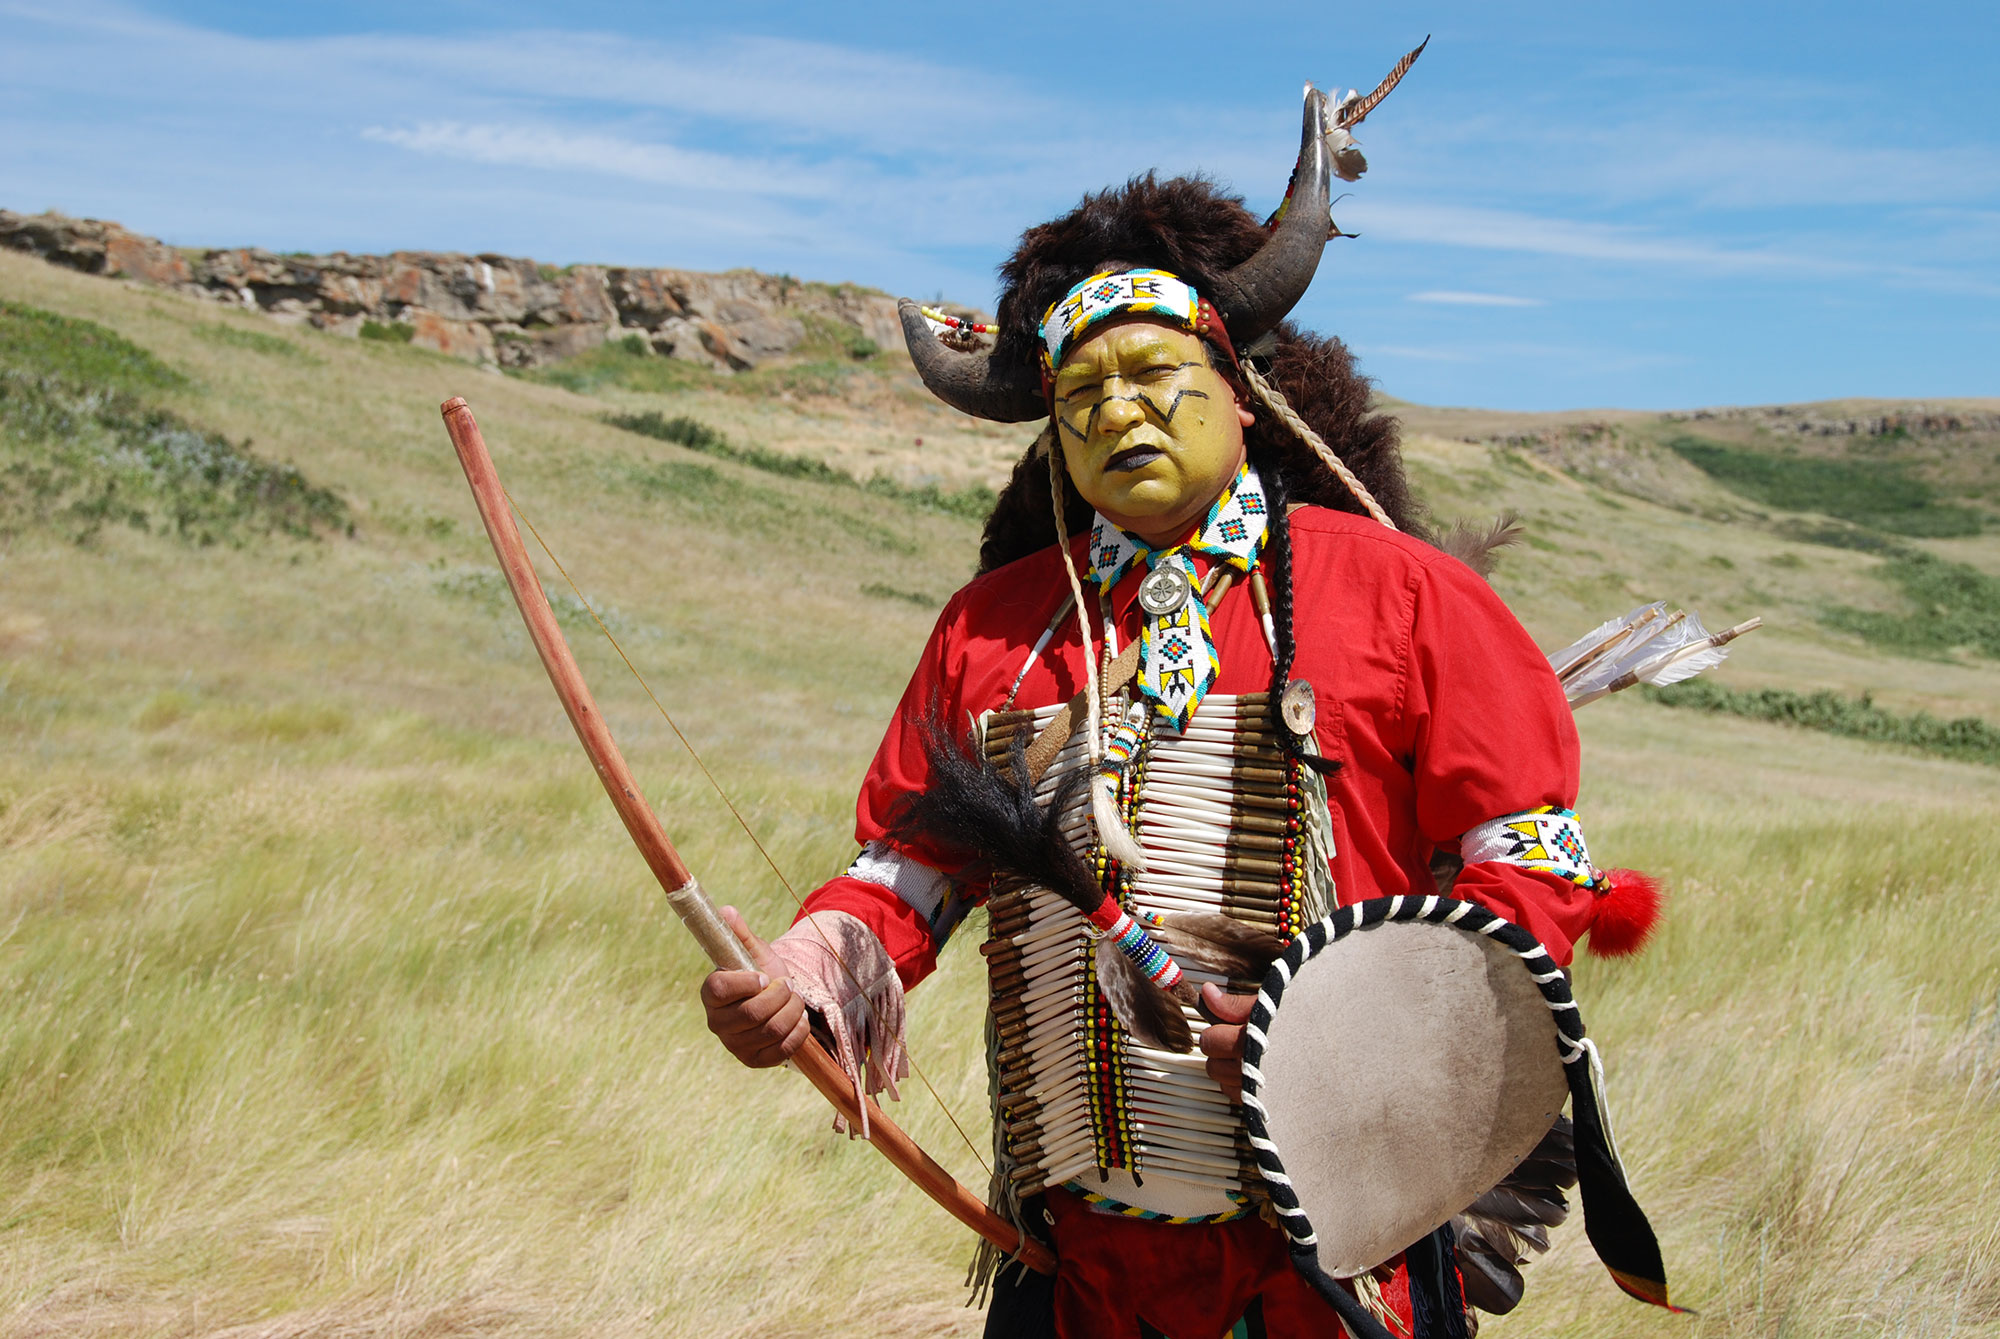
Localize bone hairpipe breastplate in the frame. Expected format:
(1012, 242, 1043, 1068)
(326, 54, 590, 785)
(980, 692, 1335, 1220)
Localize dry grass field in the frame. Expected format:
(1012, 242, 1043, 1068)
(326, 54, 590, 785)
(2, 246, 1997, 1338)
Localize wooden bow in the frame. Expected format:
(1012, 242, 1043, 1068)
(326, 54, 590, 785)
(439, 398, 1054, 1276)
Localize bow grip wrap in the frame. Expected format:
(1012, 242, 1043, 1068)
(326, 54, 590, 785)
(664, 877, 757, 973)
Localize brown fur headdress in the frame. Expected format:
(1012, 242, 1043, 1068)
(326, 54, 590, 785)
(973, 174, 1419, 574)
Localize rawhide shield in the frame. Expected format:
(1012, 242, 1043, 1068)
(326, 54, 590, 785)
(1241, 898, 1570, 1278)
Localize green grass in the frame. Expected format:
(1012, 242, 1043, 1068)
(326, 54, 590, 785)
(604, 409, 997, 520)
(1770, 518, 1914, 555)
(524, 339, 714, 396)
(0, 295, 186, 392)
(3, 247, 2000, 1337)
(1667, 434, 1984, 537)
(0, 300, 350, 545)
(1644, 679, 2000, 766)
(798, 312, 881, 362)
(359, 319, 415, 344)
(1824, 552, 2000, 658)
(194, 320, 321, 362)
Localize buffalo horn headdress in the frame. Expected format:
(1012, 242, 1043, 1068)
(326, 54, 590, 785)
(899, 85, 1343, 423)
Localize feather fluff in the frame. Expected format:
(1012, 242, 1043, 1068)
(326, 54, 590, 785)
(1091, 772, 1149, 873)
(1146, 912, 1284, 981)
(1095, 939, 1194, 1052)
(1641, 642, 1727, 687)
(1435, 511, 1524, 579)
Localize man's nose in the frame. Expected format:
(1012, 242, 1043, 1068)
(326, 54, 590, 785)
(1097, 395, 1143, 434)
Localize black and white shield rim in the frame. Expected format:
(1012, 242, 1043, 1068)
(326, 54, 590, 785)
(1236, 894, 1587, 1252)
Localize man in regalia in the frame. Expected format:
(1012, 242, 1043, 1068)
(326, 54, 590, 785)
(700, 81, 1655, 1338)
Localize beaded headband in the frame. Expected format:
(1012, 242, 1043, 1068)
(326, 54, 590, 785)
(1037, 268, 1240, 384)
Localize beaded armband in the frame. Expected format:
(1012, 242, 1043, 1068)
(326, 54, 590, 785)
(1459, 805, 1605, 890)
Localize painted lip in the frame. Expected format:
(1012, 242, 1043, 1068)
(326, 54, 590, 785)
(1104, 443, 1167, 473)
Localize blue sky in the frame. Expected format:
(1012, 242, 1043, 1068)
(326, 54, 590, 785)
(2, 0, 1995, 411)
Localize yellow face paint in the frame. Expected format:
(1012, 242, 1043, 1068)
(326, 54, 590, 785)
(1052, 320, 1254, 548)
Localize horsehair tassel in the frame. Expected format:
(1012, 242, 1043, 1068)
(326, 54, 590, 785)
(438, 397, 1056, 1278)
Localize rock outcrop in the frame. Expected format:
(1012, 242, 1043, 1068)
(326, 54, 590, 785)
(0, 208, 941, 371)
(1666, 405, 2000, 437)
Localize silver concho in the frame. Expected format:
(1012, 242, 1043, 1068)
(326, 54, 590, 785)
(1281, 678, 1317, 734)
(1136, 563, 1191, 616)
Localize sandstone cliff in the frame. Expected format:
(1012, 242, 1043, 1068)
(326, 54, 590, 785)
(0, 209, 941, 371)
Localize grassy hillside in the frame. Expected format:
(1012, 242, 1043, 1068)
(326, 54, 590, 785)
(2, 247, 1997, 1338)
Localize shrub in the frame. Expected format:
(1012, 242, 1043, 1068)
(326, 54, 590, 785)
(860, 582, 935, 606)
(1667, 435, 1982, 538)
(194, 322, 318, 362)
(1645, 680, 2000, 767)
(1822, 553, 2000, 659)
(359, 320, 415, 344)
(0, 301, 350, 545)
(0, 299, 185, 393)
(601, 411, 994, 519)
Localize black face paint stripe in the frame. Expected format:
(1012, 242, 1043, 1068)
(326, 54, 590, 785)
(1137, 387, 1210, 425)
(1061, 381, 1212, 440)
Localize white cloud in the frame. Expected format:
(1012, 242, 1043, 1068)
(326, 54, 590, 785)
(1605, 134, 2000, 211)
(1373, 345, 1479, 363)
(1357, 201, 1832, 273)
(360, 123, 831, 198)
(1407, 290, 1546, 307)
(1367, 340, 1685, 376)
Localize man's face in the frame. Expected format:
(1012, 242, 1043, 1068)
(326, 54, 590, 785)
(1052, 320, 1254, 547)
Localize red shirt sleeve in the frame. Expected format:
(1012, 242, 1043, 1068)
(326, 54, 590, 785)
(793, 589, 983, 992)
(1401, 556, 1595, 964)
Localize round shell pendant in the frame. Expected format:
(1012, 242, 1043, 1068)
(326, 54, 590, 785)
(1137, 563, 1192, 616)
(1281, 679, 1317, 735)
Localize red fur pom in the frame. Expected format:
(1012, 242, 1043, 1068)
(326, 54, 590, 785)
(1587, 869, 1664, 957)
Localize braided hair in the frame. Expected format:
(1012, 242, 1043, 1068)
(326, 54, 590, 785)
(1257, 462, 1340, 777)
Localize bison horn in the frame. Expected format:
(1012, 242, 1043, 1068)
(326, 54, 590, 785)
(897, 299, 1046, 423)
(1209, 85, 1335, 345)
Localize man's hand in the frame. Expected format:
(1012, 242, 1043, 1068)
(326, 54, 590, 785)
(700, 906, 812, 1068)
(1198, 982, 1256, 1103)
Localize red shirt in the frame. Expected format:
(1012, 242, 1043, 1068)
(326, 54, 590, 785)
(802, 505, 1595, 989)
